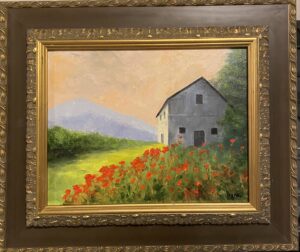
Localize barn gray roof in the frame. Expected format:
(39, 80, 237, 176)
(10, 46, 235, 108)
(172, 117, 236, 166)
(156, 77, 227, 118)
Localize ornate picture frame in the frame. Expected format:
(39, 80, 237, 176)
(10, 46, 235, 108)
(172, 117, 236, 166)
(0, 0, 297, 251)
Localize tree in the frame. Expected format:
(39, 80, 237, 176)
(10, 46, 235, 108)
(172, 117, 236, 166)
(214, 49, 248, 146)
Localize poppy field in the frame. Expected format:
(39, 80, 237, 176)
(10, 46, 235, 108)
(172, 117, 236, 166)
(62, 139, 248, 205)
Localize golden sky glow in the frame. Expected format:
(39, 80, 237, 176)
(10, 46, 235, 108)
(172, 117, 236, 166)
(48, 49, 230, 126)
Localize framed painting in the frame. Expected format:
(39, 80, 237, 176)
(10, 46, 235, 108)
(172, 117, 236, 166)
(0, 0, 298, 251)
(27, 27, 266, 225)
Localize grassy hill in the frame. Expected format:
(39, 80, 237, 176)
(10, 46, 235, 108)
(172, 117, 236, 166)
(48, 143, 163, 205)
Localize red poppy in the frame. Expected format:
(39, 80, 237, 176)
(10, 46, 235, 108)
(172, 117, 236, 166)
(150, 148, 160, 157)
(194, 181, 201, 187)
(182, 162, 189, 171)
(119, 161, 126, 165)
(102, 181, 110, 188)
(73, 185, 82, 195)
(130, 177, 136, 184)
(162, 146, 169, 153)
(204, 163, 210, 170)
(146, 172, 152, 180)
(140, 184, 146, 190)
(201, 142, 207, 147)
(131, 157, 146, 172)
(84, 174, 96, 186)
(166, 175, 172, 181)
(177, 179, 182, 186)
(82, 184, 90, 193)
(229, 138, 236, 144)
(143, 149, 150, 156)
(62, 189, 71, 200)
(150, 163, 156, 169)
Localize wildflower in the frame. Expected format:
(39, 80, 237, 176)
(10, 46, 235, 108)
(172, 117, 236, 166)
(177, 179, 182, 186)
(194, 181, 201, 187)
(162, 146, 169, 153)
(102, 181, 110, 188)
(62, 189, 71, 200)
(140, 184, 146, 190)
(218, 143, 223, 150)
(150, 163, 156, 169)
(150, 148, 160, 157)
(84, 174, 96, 186)
(131, 157, 146, 172)
(201, 142, 207, 147)
(166, 175, 172, 181)
(229, 138, 236, 144)
(130, 177, 136, 184)
(146, 172, 152, 180)
(73, 185, 82, 195)
(204, 163, 210, 170)
(182, 162, 189, 171)
(119, 161, 125, 165)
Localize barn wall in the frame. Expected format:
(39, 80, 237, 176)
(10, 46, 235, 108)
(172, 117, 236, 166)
(157, 104, 169, 145)
(167, 79, 227, 146)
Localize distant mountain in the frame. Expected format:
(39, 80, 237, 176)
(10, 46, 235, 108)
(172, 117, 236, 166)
(48, 99, 157, 142)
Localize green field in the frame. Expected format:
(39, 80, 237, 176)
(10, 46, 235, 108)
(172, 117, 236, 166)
(48, 143, 163, 205)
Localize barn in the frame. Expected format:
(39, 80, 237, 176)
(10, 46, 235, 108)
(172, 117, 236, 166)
(156, 77, 227, 146)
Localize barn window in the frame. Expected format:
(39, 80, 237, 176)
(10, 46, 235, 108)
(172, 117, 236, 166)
(161, 134, 164, 143)
(211, 128, 218, 135)
(163, 111, 166, 119)
(160, 115, 162, 120)
(179, 127, 186, 134)
(196, 94, 203, 104)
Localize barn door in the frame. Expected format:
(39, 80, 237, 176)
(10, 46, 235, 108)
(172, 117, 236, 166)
(194, 130, 205, 147)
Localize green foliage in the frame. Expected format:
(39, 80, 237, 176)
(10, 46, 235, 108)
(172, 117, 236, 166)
(214, 49, 248, 145)
(48, 126, 149, 161)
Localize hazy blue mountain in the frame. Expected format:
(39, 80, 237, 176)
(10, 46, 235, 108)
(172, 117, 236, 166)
(48, 99, 157, 142)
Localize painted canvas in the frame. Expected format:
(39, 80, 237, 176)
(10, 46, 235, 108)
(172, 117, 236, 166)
(47, 48, 248, 205)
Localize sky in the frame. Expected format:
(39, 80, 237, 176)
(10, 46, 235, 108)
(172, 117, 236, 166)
(48, 49, 230, 126)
